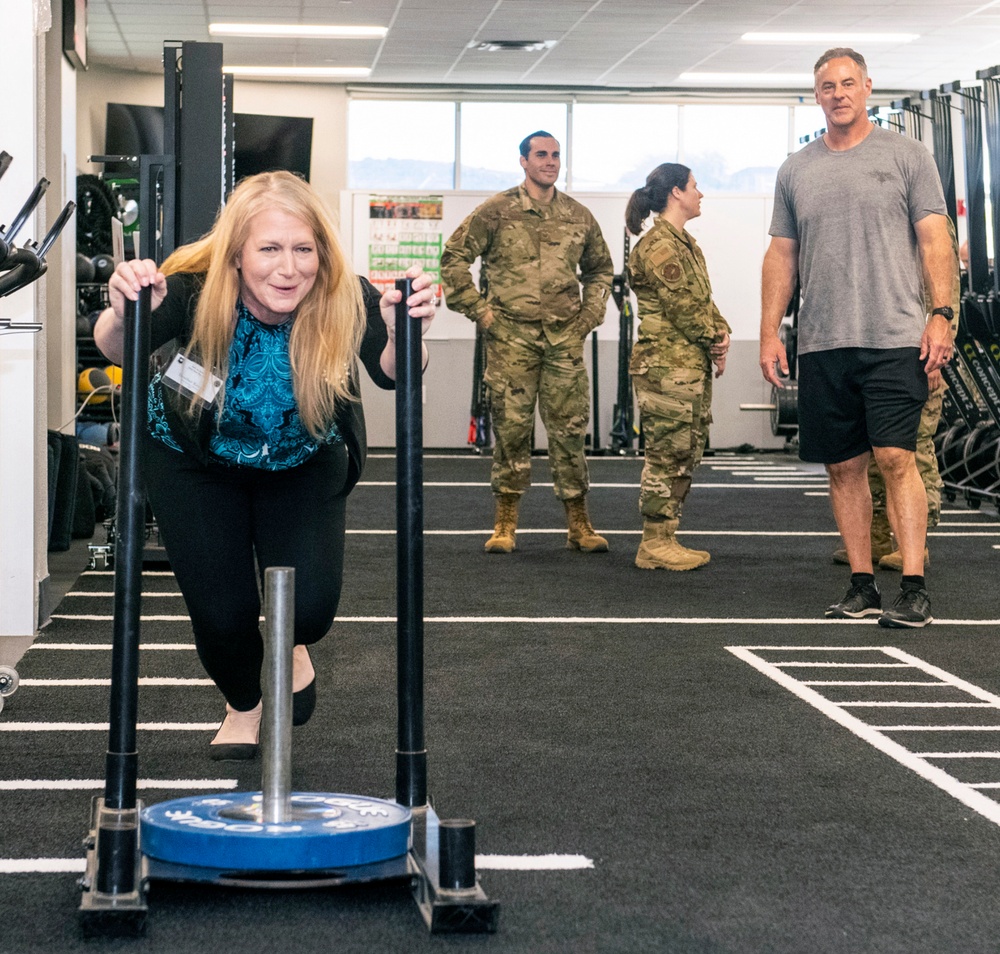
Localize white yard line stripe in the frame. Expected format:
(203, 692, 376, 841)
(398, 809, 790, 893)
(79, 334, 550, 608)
(82, 571, 174, 576)
(0, 722, 219, 732)
(19, 677, 214, 687)
(338, 528, 990, 537)
(475, 854, 594, 870)
(52, 615, 192, 621)
(42, 616, 1000, 626)
(881, 647, 1000, 704)
(938, 521, 1000, 527)
(776, 662, 912, 668)
(838, 702, 995, 708)
(357, 481, 835, 490)
(65, 591, 182, 598)
(29, 643, 196, 651)
(879, 726, 1000, 732)
(916, 752, 1000, 758)
(0, 853, 593, 875)
(727, 646, 1000, 827)
(801, 681, 945, 686)
(70, 525, 993, 550)
(0, 859, 86, 874)
(0, 779, 237, 791)
(366, 451, 755, 462)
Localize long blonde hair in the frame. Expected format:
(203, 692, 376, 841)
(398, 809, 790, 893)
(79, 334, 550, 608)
(161, 171, 365, 439)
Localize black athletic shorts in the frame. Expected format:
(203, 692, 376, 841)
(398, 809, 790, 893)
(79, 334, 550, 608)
(797, 347, 928, 464)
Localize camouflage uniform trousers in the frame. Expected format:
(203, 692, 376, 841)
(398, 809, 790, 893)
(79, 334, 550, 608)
(869, 382, 945, 528)
(632, 365, 713, 520)
(484, 315, 591, 500)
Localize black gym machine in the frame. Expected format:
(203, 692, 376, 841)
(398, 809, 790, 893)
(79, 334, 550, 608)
(922, 75, 1000, 513)
(609, 229, 638, 454)
(0, 150, 75, 314)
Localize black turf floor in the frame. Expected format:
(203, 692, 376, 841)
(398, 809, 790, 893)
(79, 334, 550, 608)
(2, 450, 999, 954)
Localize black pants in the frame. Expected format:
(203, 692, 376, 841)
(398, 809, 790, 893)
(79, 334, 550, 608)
(143, 435, 350, 710)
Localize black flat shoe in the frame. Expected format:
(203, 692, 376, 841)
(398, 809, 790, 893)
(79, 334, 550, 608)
(292, 677, 316, 726)
(209, 742, 259, 761)
(209, 702, 261, 760)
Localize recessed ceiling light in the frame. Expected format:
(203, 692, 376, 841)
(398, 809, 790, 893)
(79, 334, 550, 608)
(678, 72, 813, 85)
(470, 40, 557, 52)
(741, 32, 918, 44)
(224, 65, 373, 79)
(210, 23, 387, 39)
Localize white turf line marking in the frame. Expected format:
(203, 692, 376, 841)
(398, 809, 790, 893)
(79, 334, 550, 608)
(357, 481, 829, 490)
(0, 779, 237, 791)
(65, 591, 181, 598)
(83, 570, 174, 576)
(727, 645, 1000, 827)
(42, 616, 1000, 626)
(475, 854, 594, 871)
(915, 752, 1000, 758)
(802, 681, 944, 686)
(19, 677, 214, 687)
(66, 526, 994, 554)
(29, 643, 196, 651)
(0, 854, 594, 875)
(837, 702, 995, 708)
(0, 723, 220, 732)
(344, 529, 992, 538)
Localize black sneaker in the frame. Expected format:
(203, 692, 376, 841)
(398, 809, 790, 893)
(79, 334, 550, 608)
(826, 580, 881, 619)
(878, 585, 933, 628)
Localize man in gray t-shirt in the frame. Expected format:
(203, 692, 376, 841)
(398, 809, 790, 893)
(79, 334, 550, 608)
(759, 47, 956, 629)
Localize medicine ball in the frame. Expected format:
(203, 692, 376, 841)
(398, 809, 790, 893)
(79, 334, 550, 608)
(104, 365, 123, 391)
(78, 366, 113, 404)
(91, 254, 115, 283)
(76, 253, 96, 283)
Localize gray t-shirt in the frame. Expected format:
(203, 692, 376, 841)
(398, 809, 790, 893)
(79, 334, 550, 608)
(769, 124, 947, 354)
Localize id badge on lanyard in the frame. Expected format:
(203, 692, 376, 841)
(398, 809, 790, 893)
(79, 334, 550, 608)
(161, 350, 223, 411)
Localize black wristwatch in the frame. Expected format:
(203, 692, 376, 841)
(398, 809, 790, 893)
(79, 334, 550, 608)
(931, 306, 955, 321)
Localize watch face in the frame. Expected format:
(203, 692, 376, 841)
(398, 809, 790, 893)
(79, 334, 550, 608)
(933, 307, 954, 319)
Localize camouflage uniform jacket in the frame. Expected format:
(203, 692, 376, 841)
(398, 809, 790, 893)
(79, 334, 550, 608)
(441, 184, 613, 344)
(627, 217, 731, 374)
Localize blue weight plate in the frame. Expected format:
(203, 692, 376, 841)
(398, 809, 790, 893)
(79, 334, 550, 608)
(141, 792, 412, 871)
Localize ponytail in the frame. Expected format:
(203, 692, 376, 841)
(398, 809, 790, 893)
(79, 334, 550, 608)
(625, 163, 692, 235)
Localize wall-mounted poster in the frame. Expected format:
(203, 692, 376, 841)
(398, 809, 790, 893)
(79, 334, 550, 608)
(368, 195, 443, 302)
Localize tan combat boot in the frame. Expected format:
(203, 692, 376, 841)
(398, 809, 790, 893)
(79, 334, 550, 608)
(564, 497, 609, 552)
(878, 539, 930, 571)
(635, 518, 709, 571)
(832, 510, 893, 565)
(485, 494, 519, 553)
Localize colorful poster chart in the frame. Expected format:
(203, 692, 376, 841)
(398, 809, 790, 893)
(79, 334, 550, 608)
(368, 195, 444, 302)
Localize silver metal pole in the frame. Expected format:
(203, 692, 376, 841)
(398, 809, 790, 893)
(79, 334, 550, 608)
(262, 566, 294, 823)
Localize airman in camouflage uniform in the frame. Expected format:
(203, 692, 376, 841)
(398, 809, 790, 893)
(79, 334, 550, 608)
(625, 164, 731, 570)
(441, 131, 613, 554)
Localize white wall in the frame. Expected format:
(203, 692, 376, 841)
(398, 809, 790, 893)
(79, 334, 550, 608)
(46, 25, 78, 434)
(0, 1, 43, 653)
(342, 189, 784, 451)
